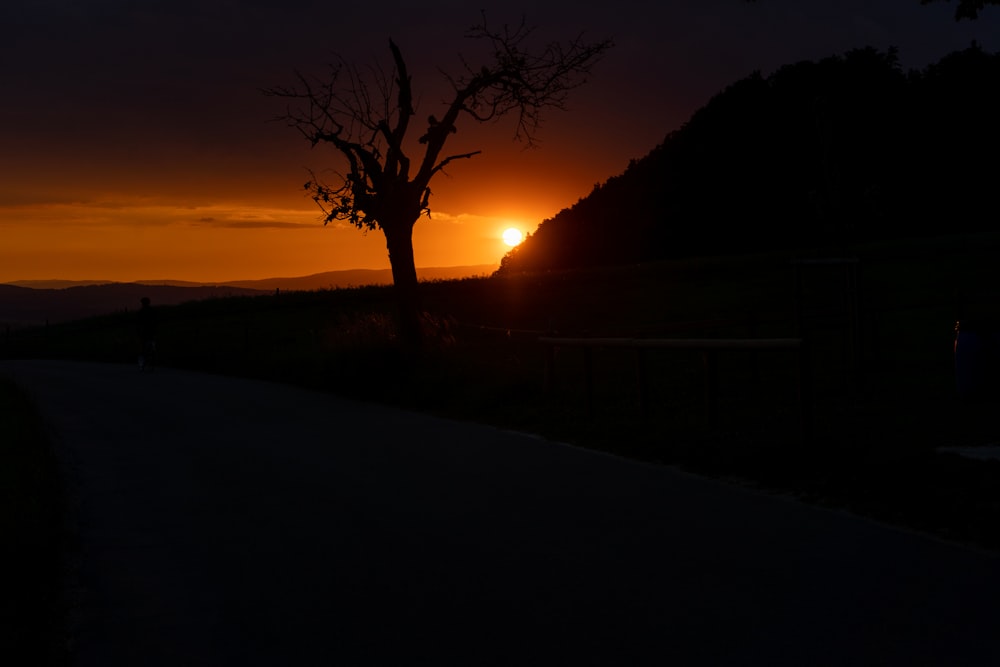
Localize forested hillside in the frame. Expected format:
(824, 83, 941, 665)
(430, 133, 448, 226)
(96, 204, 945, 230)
(498, 44, 1000, 273)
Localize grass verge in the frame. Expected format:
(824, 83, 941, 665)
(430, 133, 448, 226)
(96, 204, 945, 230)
(0, 378, 69, 666)
(4, 234, 1000, 552)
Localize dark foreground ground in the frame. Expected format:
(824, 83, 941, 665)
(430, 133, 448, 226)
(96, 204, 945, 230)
(3, 359, 1000, 667)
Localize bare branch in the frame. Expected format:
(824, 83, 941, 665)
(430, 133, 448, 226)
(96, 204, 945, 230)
(452, 13, 614, 146)
(431, 149, 483, 178)
(264, 16, 612, 235)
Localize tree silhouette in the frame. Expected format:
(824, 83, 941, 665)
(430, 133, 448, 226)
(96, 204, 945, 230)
(746, 1, 998, 20)
(921, 0, 999, 19)
(264, 16, 611, 351)
(497, 44, 1000, 275)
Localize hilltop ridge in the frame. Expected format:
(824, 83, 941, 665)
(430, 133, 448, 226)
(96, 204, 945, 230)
(4, 264, 498, 292)
(0, 264, 498, 327)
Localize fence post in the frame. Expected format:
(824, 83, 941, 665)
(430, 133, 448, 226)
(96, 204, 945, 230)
(747, 312, 761, 384)
(798, 337, 812, 443)
(703, 350, 719, 426)
(634, 346, 649, 419)
(543, 342, 556, 395)
(584, 346, 594, 414)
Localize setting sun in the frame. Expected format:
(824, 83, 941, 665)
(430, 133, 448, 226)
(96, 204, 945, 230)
(502, 228, 524, 247)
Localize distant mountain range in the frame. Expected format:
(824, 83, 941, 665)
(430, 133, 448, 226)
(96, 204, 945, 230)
(4, 264, 497, 292)
(0, 265, 497, 327)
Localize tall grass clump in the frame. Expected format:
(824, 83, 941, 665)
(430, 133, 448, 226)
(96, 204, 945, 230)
(0, 378, 69, 665)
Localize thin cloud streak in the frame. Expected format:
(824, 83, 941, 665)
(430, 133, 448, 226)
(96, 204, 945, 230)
(206, 220, 318, 229)
(0, 200, 323, 229)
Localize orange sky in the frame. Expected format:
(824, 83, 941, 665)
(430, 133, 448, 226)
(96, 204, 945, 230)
(3, 1, 998, 283)
(0, 145, 585, 282)
(0, 123, 611, 281)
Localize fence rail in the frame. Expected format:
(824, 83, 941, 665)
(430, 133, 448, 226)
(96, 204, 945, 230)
(538, 337, 802, 350)
(539, 336, 810, 440)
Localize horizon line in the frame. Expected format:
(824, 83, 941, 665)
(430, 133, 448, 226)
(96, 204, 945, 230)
(1, 263, 501, 288)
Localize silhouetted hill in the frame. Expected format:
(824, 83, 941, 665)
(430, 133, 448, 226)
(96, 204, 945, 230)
(0, 283, 268, 328)
(5, 265, 497, 293)
(220, 265, 498, 291)
(5, 280, 119, 289)
(498, 44, 1000, 274)
(0, 265, 499, 327)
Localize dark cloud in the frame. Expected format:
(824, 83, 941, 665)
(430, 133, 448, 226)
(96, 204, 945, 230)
(194, 217, 316, 229)
(221, 220, 317, 229)
(0, 188, 98, 207)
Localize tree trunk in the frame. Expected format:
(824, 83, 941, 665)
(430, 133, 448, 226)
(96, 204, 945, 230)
(384, 223, 423, 352)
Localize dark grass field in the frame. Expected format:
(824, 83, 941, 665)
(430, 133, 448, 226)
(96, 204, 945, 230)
(4, 232, 1000, 555)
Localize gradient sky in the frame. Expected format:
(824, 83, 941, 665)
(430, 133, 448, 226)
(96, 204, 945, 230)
(2, 0, 998, 283)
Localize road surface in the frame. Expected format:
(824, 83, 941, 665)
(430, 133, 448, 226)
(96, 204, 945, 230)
(3, 359, 999, 666)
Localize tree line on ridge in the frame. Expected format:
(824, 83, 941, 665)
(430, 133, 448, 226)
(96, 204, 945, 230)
(497, 44, 1000, 274)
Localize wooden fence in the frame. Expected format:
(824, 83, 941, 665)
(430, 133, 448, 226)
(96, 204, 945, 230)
(539, 336, 810, 440)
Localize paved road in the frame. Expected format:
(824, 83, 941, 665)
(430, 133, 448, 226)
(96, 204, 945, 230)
(3, 359, 1000, 666)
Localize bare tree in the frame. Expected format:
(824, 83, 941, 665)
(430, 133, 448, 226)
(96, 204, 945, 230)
(264, 16, 612, 350)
